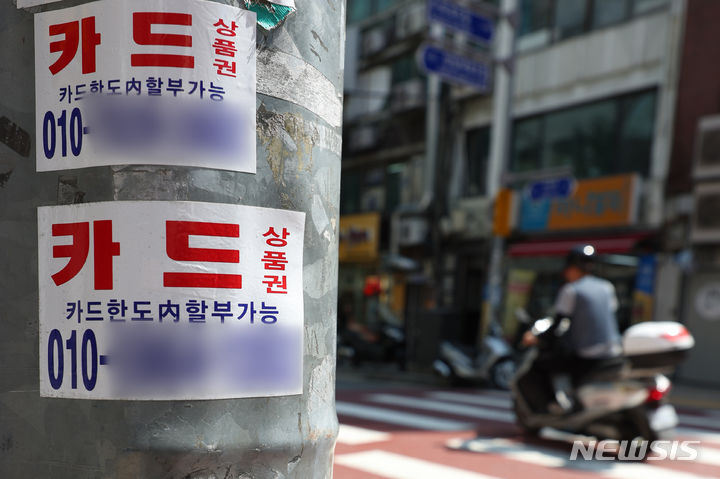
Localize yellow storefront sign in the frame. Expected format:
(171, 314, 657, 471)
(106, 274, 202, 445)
(547, 174, 639, 230)
(339, 213, 381, 263)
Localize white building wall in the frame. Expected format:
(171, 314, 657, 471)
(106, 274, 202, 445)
(463, 9, 675, 130)
(460, 5, 686, 230)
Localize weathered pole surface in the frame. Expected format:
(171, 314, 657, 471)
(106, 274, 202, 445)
(0, 0, 345, 477)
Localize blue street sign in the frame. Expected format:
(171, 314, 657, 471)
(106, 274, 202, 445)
(528, 177, 574, 201)
(419, 44, 491, 91)
(428, 0, 494, 44)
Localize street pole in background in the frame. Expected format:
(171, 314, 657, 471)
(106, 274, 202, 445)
(481, 0, 516, 340)
(0, 0, 344, 477)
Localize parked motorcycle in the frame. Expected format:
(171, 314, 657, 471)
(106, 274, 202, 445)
(432, 320, 519, 390)
(337, 317, 405, 368)
(512, 317, 694, 443)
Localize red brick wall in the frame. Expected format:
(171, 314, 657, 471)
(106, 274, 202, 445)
(667, 0, 720, 194)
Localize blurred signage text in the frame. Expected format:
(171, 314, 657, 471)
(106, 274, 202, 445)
(519, 174, 640, 232)
(418, 44, 491, 91)
(339, 213, 381, 263)
(427, 0, 494, 44)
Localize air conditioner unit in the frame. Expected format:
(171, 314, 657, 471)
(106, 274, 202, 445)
(396, 3, 427, 39)
(693, 115, 720, 180)
(449, 197, 492, 238)
(362, 26, 389, 56)
(691, 182, 720, 243)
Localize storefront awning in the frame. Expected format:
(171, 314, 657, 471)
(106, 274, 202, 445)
(508, 234, 650, 257)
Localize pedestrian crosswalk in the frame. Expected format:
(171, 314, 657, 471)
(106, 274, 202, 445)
(334, 387, 720, 479)
(335, 450, 503, 479)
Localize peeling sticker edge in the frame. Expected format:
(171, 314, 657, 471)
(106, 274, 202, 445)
(0, 116, 31, 158)
(257, 50, 342, 129)
(245, 0, 296, 30)
(16, 0, 62, 8)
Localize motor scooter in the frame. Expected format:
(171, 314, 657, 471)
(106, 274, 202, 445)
(432, 320, 519, 390)
(337, 314, 405, 368)
(512, 317, 694, 443)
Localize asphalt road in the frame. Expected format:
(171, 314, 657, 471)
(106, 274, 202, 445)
(334, 369, 720, 479)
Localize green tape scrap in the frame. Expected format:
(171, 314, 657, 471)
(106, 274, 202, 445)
(245, 1, 296, 30)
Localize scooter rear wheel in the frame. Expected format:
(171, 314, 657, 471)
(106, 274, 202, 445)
(513, 399, 540, 436)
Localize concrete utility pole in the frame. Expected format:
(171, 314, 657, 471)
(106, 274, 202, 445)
(482, 0, 516, 338)
(0, 0, 345, 478)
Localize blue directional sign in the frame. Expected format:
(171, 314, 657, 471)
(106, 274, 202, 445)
(419, 44, 491, 91)
(428, 0, 494, 44)
(527, 177, 575, 201)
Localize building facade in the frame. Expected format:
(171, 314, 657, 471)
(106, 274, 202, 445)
(340, 0, 720, 381)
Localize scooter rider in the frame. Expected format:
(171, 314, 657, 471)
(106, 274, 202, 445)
(522, 245, 623, 413)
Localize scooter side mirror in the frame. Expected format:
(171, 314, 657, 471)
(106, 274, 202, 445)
(554, 317, 571, 336)
(514, 308, 531, 324)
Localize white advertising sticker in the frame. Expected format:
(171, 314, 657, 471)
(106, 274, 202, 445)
(38, 201, 305, 400)
(34, 0, 256, 172)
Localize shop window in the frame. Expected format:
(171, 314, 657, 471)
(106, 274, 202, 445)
(342, 164, 412, 215)
(391, 54, 422, 85)
(519, 0, 554, 36)
(592, 0, 631, 29)
(465, 127, 491, 196)
(348, 0, 402, 24)
(510, 90, 657, 179)
(554, 0, 588, 40)
(376, 0, 398, 14)
(542, 101, 616, 178)
(361, 168, 386, 212)
(385, 163, 405, 213)
(348, 0, 373, 24)
(340, 170, 362, 214)
(633, 0, 669, 14)
(517, 0, 670, 46)
(617, 91, 656, 176)
(511, 117, 543, 173)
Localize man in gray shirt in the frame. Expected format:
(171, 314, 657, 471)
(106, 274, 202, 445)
(521, 245, 623, 413)
(554, 245, 623, 360)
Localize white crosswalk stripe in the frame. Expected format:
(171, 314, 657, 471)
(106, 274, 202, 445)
(375, 389, 720, 431)
(427, 391, 514, 409)
(450, 437, 718, 479)
(696, 445, 720, 467)
(336, 401, 473, 431)
(676, 414, 720, 430)
(366, 393, 515, 423)
(677, 427, 720, 444)
(335, 450, 503, 479)
(337, 424, 391, 445)
(336, 388, 720, 479)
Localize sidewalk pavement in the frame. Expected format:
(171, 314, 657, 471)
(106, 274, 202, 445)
(336, 364, 720, 410)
